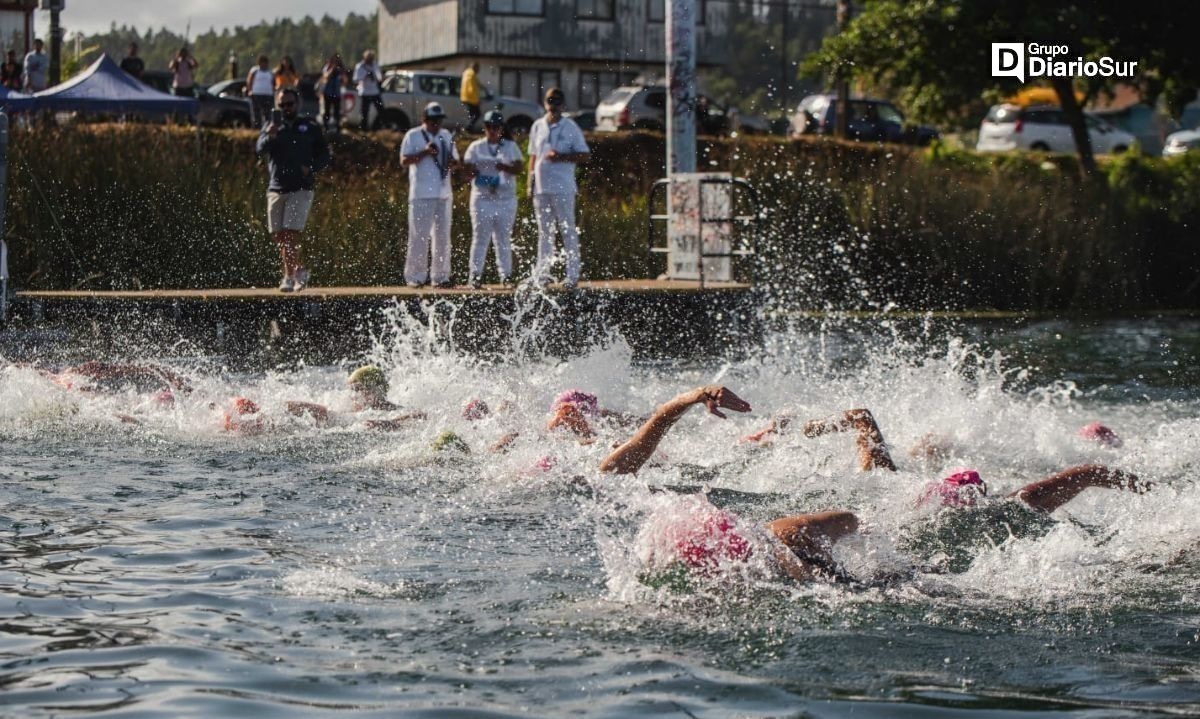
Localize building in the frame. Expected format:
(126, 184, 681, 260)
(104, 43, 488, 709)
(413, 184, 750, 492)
(0, 0, 35, 54)
(378, 0, 727, 110)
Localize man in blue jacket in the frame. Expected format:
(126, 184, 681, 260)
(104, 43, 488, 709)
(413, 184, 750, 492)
(256, 87, 331, 292)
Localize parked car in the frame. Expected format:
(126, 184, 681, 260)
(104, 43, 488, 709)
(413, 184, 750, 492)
(976, 104, 1136, 154)
(346, 70, 541, 135)
(1163, 126, 1200, 157)
(208, 76, 323, 120)
(567, 109, 596, 132)
(789, 94, 939, 146)
(593, 85, 756, 136)
(139, 71, 253, 127)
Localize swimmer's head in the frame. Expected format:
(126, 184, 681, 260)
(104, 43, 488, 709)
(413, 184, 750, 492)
(154, 389, 175, 408)
(919, 469, 987, 508)
(224, 397, 263, 433)
(431, 430, 470, 454)
(673, 508, 753, 572)
(462, 398, 490, 421)
(231, 397, 260, 415)
(552, 389, 598, 416)
(347, 365, 389, 399)
(1079, 422, 1122, 448)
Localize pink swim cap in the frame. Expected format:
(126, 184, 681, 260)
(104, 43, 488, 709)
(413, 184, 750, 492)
(673, 509, 753, 572)
(154, 389, 175, 407)
(1079, 422, 1122, 448)
(919, 469, 987, 508)
(552, 390, 599, 416)
(462, 398, 490, 421)
(231, 397, 260, 415)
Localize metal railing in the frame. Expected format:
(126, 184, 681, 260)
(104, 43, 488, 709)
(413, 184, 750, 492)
(646, 175, 762, 287)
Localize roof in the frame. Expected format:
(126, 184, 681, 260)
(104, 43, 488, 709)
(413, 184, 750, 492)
(32, 53, 198, 117)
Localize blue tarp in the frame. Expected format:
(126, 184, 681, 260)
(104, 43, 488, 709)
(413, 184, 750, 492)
(0, 87, 33, 112)
(32, 53, 198, 117)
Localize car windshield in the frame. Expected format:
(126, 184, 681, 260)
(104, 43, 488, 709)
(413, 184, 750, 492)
(601, 88, 636, 105)
(986, 105, 1020, 123)
(876, 103, 904, 124)
(418, 75, 460, 96)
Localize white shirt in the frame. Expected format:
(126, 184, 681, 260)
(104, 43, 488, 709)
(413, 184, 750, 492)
(353, 62, 381, 96)
(529, 115, 589, 196)
(249, 67, 275, 95)
(401, 126, 459, 201)
(23, 50, 47, 91)
(462, 138, 524, 201)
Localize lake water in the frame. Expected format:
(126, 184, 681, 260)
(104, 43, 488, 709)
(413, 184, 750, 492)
(3, 314, 1199, 717)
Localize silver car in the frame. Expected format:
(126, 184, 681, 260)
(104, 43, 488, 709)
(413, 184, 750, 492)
(350, 70, 542, 135)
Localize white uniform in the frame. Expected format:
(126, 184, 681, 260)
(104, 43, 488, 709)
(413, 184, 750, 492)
(400, 125, 459, 285)
(462, 137, 524, 282)
(529, 115, 589, 284)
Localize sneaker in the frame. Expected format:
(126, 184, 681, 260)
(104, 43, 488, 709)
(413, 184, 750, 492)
(279, 276, 295, 293)
(468, 276, 482, 290)
(293, 267, 311, 291)
(406, 281, 425, 289)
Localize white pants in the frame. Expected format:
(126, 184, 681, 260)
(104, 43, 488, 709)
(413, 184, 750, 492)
(469, 196, 517, 280)
(534, 193, 580, 283)
(406, 198, 452, 285)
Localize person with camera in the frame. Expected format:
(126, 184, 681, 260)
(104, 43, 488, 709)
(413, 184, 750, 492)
(255, 87, 331, 292)
(400, 102, 459, 288)
(353, 50, 384, 131)
(528, 87, 590, 289)
(462, 110, 523, 288)
(168, 46, 198, 97)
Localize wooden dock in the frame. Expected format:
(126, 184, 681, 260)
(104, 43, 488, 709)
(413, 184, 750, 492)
(6, 280, 761, 365)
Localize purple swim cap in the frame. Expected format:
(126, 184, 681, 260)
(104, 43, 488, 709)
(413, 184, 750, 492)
(1079, 422, 1122, 448)
(552, 390, 599, 416)
(920, 469, 987, 508)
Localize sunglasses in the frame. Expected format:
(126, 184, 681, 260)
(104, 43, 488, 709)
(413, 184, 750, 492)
(546, 98, 564, 106)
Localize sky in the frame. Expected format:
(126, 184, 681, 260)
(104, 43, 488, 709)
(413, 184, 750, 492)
(36, 0, 378, 38)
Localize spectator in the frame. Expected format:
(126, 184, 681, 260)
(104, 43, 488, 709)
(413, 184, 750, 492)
(244, 55, 275, 128)
(353, 50, 383, 130)
(399, 102, 459, 288)
(120, 42, 144, 80)
(255, 87, 331, 292)
(528, 87, 590, 288)
(319, 52, 347, 132)
(1, 50, 22, 91)
(462, 110, 523, 288)
(274, 56, 299, 90)
(460, 61, 484, 133)
(22, 38, 47, 92)
(168, 46, 198, 97)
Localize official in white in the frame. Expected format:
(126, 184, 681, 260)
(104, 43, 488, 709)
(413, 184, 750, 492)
(528, 87, 590, 288)
(400, 102, 459, 287)
(462, 111, 524, 288)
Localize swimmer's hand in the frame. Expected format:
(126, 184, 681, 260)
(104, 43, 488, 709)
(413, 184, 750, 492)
(1101, 468, 1153, 493)
(691, 385, 751, 419)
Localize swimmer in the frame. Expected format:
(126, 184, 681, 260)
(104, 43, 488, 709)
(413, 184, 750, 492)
(47, 360, 193, 395)
(611, 392, 1149, 585)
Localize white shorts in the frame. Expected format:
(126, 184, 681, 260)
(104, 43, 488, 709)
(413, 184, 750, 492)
(267, 190, 314, 233)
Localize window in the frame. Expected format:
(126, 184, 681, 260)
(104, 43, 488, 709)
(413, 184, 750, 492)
(383, 74, 410, 93)
(418, 75, 459, 96)
(578, 71, 638, 108)
(648, 0, 704, 24)
(577, 0, 614, 20)
(487, 0, 544, 15)
(644, 90, 666, 109)
(499, 67, 561, 102)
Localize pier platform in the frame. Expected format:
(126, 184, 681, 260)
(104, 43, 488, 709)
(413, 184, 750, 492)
(5, 280, 761, 365)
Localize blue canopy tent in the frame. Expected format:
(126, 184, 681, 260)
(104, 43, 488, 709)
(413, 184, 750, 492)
(31, 53, 198, 118)
(0, 87, 33, 112)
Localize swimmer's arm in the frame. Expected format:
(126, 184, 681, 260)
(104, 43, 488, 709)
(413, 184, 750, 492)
(744, 414, 793, 443)
(547, 403, 595, 440)
(803, 408, 896, 472)
(361, 411, 426, 431)
(767, 511, 859, 582)
(489, 431, 519, 453)
(1012, 464, 1149, 513)
(599, 385, 751, 475)
(286, 401, 330, 424)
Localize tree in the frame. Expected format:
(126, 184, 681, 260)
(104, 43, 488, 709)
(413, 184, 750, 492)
(804, 0, 1198, 175)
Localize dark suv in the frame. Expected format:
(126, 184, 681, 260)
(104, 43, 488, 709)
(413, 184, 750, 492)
(790, 94, 939, 146)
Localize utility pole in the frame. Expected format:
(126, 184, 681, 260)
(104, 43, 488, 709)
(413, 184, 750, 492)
(834, 0, 851, 138)
(46, 0, 64, 85)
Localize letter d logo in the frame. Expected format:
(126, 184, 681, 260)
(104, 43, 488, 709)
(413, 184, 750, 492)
(991, 43, 1024, 83)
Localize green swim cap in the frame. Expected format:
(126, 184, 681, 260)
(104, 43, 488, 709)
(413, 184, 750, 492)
(431, 430, 470, 454)
(347, 365, 389, 394)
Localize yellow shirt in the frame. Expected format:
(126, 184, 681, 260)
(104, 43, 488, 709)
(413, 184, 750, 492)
(461, 67, 480, 104)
